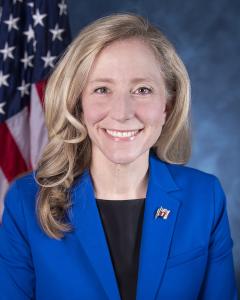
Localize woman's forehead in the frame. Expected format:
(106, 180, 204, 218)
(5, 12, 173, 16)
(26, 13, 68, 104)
(87, 39, 163, 83)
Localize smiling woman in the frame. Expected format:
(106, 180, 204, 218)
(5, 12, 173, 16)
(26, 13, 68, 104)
(81, 38, 168, 168)
(0, 13, 238, 300)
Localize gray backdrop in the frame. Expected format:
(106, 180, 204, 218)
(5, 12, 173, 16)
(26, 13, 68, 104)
(67, 0, 240, 293)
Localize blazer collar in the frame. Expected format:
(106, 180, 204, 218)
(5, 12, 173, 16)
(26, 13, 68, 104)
(70, 151, 181, 300)
(147, 150, 179, 193)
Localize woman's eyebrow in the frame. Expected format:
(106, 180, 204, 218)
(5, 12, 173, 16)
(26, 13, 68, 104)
(89, 78, 114, 84)
(89, 77, 156, 84)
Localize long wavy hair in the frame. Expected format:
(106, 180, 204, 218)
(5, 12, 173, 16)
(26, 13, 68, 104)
(35, 13, 191, 239)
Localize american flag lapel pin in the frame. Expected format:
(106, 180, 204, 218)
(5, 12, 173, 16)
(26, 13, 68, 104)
(155, 206, 171, 220)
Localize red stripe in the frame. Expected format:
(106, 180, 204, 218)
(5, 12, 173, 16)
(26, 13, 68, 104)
(0, 123, 28, 182)
(35, 80, 46, 105)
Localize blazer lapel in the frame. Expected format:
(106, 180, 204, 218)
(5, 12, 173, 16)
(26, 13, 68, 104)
(136, 153, 181, 300)
(70, 170, 122, 300)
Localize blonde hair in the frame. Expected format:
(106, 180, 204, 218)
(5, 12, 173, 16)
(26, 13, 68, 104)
(36, 13, 191, 239)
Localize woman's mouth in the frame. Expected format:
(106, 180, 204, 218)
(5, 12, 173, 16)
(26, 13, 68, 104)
(103, 128, 143, 141)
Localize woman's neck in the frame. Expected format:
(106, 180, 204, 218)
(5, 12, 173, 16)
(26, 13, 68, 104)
(89, 149, 149, 200)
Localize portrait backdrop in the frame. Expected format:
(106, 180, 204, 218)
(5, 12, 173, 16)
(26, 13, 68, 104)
(67, 0, 240, 295)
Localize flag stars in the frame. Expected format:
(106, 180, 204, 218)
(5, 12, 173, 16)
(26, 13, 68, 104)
(17, 80, 31, 97)
(33, 9, 47, 27)
(0, 102, 6, 115)
(49, 24, 64, 41)
(58, 0, 67, 16)
(0, 71, 10, 87)
(27, 2, 34, 8)
(23, 25, 35, 42)
(21, 52, 34, 69)
(4, 14, 20, 31)
(0, 42, 15, 61)
(41, 51, 56, 68)
(13, 0, 23, 4)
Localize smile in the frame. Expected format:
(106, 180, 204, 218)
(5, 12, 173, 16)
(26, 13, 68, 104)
(106, 129, 140, 137)
(103, 128, 143, 141)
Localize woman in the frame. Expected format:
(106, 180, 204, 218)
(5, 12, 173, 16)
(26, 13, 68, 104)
(0, 13, 238, 300)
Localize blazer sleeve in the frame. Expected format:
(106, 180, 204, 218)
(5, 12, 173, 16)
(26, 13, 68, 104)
(198, 177, 238, 300)
(0, 180, 35, 300)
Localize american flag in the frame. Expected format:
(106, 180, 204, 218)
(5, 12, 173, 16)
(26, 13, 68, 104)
(0, 0, 71, 218)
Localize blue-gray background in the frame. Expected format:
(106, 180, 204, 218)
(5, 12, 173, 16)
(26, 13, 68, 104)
(67, 0, 240, 293)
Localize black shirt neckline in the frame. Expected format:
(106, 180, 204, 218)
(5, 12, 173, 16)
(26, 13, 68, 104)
(96, 198, 145, 202)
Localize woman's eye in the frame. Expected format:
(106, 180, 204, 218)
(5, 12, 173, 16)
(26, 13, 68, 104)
(134, 87, 153, 95)
(94, 87, 109, 94)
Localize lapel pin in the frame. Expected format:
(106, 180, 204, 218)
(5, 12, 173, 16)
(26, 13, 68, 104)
(155, 206, 171, 220)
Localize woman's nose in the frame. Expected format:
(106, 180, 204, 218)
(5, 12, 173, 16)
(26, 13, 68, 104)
(109, 93, 135, 121)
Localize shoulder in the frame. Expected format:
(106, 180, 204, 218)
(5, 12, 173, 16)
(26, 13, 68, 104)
(150, 150, 222, 191)
(150, 152, 228, 215)
(165, 161, 221, 191)
(165, 161, 226, 206)
(5, 171, 38, 201)
(3, 172, 39, 223)
(160, 161, 233, 252)
(163, 162, 228, 231)
(150, 153, 227, 214)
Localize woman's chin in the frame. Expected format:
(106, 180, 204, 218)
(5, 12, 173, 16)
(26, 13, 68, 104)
(102, 150, 147, 166)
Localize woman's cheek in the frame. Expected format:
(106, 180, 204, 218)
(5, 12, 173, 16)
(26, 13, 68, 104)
(83, 103, 108, 124)
(137, 103, 165, 125)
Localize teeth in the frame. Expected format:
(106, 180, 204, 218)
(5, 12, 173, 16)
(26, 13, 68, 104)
(106, 129, 140, 137)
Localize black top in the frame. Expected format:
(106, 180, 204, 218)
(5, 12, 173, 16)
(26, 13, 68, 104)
(96, 198, 145, 300)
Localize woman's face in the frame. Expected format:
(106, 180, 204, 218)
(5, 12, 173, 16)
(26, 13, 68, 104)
(81, 38, 168, 164)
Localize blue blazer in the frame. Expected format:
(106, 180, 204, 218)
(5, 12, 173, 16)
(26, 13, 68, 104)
(0, 152, 238, 300)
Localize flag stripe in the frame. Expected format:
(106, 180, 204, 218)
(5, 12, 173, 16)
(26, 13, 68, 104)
(35, 80, 46, 105)
(0, 168, 8, 218)
(30, 83, 48, 168)
(6, 106, 31, 167)
(0, 122, 28, 182)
